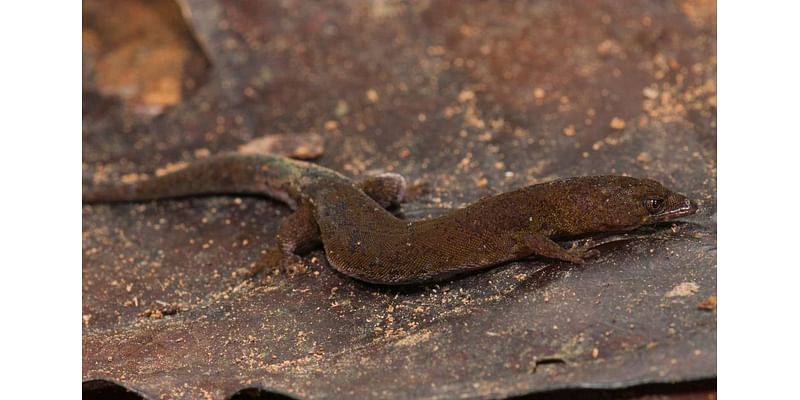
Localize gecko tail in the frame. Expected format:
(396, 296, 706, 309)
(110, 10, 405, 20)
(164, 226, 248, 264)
(82, 153, 300, 205)
(82, 171, 205, 204)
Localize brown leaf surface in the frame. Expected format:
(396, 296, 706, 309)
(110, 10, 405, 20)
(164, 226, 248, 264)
(83, 1, 716, 399)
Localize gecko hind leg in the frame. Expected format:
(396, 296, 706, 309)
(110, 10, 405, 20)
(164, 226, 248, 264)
(249, 174, 407, 281)
(247, 203, 321, 280)
(355, 173, 407, 208)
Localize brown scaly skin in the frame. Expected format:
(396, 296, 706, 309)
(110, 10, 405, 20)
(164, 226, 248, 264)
(83, 153, 697, 285)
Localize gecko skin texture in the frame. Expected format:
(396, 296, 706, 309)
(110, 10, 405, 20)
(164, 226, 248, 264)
(84, 153, 698, 285)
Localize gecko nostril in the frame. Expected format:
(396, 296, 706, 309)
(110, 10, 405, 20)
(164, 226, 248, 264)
(687, 199, 699, 213)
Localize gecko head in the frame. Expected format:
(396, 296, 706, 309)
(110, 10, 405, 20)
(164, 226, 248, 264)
(563, 176, 698, 231)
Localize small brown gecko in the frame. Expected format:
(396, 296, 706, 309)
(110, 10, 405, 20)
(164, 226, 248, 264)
(84, 153, 697, 284)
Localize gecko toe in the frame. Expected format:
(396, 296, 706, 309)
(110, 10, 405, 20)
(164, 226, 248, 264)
(583, 249, 601, 259)
(565, 247, 599, 263)
(563, 253, 585, 264)
(281, 254, 308, 275)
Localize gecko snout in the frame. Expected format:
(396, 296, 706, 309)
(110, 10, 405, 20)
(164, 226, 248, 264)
(676, 197, 698, 216)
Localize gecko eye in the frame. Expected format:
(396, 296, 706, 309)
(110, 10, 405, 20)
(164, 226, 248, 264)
(643, 197, 665, 214)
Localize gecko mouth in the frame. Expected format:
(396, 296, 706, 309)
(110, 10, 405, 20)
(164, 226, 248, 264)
(651, 198, 698, 222)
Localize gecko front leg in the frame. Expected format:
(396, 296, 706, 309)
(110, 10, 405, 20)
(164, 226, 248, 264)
(517, 232, 600, 264)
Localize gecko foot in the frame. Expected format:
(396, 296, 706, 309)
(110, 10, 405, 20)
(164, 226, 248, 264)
(281, 254, 308, 275)
(244, 248, 308, 282)
(566, 240, 601, 262)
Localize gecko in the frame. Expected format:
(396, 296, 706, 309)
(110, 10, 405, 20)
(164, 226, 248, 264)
(83, 153, 698, 285)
